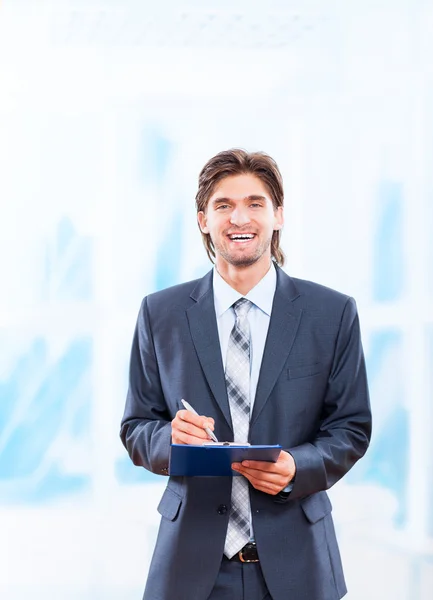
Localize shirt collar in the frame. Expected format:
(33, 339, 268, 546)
(213, 263, 277, 318)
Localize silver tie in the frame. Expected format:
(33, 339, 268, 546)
(224, 298, 253, 558)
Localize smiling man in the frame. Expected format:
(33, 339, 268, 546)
(198, 173, 283, 275)
(120, 149, 372, 600)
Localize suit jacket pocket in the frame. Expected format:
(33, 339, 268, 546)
(300, 491, 332, 524)
(288, 362, 321, 380)
(157, 486, 182, 521)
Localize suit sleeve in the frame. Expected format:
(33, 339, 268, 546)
(120, 297, 172, 476)
(282, 296, 372, 501)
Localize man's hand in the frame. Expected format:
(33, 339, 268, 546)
(171, 410, 215, 445)
(231, 450, 296, 495)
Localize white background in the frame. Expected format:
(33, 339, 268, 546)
(1, 1, 432, 598)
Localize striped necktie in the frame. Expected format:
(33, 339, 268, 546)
(224, 298, 253, 558)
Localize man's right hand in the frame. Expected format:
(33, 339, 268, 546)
(171, 410, 215, 445)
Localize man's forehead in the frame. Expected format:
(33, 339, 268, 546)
(210, 173, 271, 200)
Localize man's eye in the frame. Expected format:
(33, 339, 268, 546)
(250, 203, 262, 208)
(216, 204, 229, 210)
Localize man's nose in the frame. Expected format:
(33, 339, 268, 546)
(230, 207, 250, 226)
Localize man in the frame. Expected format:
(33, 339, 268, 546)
(120, 149, 372, 600)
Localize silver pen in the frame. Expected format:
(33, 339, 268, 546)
(180, 399, 219, 442)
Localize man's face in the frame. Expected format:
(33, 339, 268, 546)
(197, 173, 283, 268)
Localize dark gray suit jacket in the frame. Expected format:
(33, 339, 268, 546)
(120, 266, 371, 600)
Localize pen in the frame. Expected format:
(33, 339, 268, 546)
(180, 399, 219, 442)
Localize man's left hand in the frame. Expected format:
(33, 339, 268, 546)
(231, 450, 296, 495)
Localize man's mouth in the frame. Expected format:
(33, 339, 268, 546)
(227, 233, 256, 243)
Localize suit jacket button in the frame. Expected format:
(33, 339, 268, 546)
(217, 504, 228, 515)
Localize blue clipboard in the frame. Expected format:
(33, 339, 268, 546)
(169, 443, 282, 476)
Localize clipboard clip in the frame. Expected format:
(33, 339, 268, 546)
(202, 442, 251, 446)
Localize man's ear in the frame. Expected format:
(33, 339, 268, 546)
(274, 206, 284, 231)
(197, 211, 209, 233)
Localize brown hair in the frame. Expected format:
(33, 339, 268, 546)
(195, 148, 285, 266)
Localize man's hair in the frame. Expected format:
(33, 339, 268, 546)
(195, 148, 285, 266)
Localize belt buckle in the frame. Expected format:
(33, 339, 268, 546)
(238, 543, 259, 563)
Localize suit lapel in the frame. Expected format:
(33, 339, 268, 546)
(186, 271, 233, 430)
(250, 268, 303, 426)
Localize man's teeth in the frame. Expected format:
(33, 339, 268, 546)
(229, 234, 254, 240)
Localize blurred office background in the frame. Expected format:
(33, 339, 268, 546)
(1, 0, 432, 598)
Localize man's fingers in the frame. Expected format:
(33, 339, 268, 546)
(235, 470, 283, 495)
(171, 419, 212, 444)
(172, 430, 210, 445)
(236, 461, 289, 479)
(178, 410, 215, 430)
(241, 460, 280, 472)
(179, 420, 211, 438)
(171, 410, 215, 445)
(232, 457, 293, 495)
(235, 452, 295, 479)
(235, 465, 285, 485)
(172, 419, 210, 440)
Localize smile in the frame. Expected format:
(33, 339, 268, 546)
(227, 233, 256, 243)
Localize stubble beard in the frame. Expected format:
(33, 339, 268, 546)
(213, 233, 273, 268)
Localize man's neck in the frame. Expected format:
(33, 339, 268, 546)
(215, 256, 273, 296)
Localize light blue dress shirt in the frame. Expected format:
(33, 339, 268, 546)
(213, 264, 277, 415)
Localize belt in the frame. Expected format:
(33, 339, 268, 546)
(227, 542, 259, 563)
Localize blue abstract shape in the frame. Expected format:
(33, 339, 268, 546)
(347, 329, 408, 526)
(3, 464, 89, 505)
(154, 210, 184, 290)
(363, 405, 408, 526)
(0, 337, 92, 502)
(44, 216, 93, 302)
(0, 338, 47, 431)
(115, 455, 162, 484)
(136, 126, 185, 291)
(60, 236, 93, 301)
(365, 329, 401, 382)
(373, 180, 404, 302)
(70, 396, 90, 438)
(139, 127, 172, 185)
(56, 216, 74, 256)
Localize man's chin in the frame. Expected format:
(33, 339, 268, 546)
(214, 239, 272, 268)
(222, 251, 261, 268)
